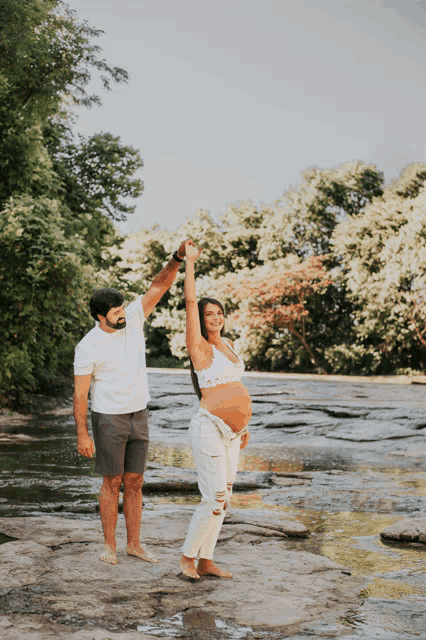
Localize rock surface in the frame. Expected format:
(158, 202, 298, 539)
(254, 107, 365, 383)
(380, 517, 426, 544)
(0, 408, 32, 428)
(326, 419, 417, 442)
(0, 515, 362, 639)
(262, 469, 426, 515)
(143, 467, 274, 493)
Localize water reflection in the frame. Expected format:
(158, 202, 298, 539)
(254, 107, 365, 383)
(137, 611, 253, 639)
(148, 443, 194, 469)
(360, 578, 423, 599)
(148, 442, 354, 474)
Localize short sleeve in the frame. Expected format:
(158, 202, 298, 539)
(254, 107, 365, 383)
(74, 344, 95, 376)
(125, 295, 144, 327)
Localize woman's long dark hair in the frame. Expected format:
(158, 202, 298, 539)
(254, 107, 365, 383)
(189, 297, 225, 400)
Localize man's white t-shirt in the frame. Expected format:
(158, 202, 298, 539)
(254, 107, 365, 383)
(73, 296, 150, 414)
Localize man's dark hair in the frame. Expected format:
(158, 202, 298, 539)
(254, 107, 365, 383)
(90, 288, 124, 322)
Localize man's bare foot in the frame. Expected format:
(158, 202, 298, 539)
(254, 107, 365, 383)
(197, 559, 232, 578)
(179, 555, 200, 580)
(126, 544, 158, 563)
(100, 545, 117, 565)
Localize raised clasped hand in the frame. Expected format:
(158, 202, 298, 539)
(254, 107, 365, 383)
(178, 239, 194, 259)
(185, 243, 202, 261)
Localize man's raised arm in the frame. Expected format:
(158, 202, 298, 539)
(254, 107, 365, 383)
(142, 238, 192, 318)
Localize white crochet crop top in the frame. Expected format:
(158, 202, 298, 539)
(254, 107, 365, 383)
(195, 342, 245, 389)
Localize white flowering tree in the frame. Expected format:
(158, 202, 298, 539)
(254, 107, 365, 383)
(331, 168, 426, 373)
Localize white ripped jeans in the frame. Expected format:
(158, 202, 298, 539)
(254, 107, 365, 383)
(181, 408, 242, 560)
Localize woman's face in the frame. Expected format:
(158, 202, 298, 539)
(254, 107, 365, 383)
(203, 303, 224, 334)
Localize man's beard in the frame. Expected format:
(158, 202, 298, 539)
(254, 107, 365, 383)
(106, 317, 126, 330)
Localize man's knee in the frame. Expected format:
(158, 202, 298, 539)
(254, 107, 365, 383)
(123, 472, 143, 492)
(103, 474, 123, 494)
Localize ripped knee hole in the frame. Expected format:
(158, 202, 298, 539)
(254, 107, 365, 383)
(213, 490, 226, 515)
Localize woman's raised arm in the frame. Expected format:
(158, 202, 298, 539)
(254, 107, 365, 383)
(184, 244, 203, 356)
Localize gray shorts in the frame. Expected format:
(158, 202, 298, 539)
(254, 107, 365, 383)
(90, 409, 149, 476)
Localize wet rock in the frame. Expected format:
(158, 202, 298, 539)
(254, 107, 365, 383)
(224, 513, 309, 537)
(143, 467, 272, 493)
(149, 405, 195, 429)
(40, 406, 74, 416)
(144, 467, 198, 492)
(388, 448, 426, 458)
(0, 409, 32, 429)
(320, 406, 370, 419)
(0, 517, 100, 547)
(274, 471, 314, 479)
(0, 434, 39, 444)
(0, 540, 52, 596)
(271, 476, 308, 487)
(326, 420, 417, 441)
(0, 515, 362, 637)
(380, 517, 426, 544)
(0, 614, 156, 640)
(366, 409, 424, 422)
(261, 409, 336, 429)
(262, 470, 426, 516)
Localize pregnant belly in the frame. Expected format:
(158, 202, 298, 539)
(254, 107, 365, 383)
(199, 382, 252, 432)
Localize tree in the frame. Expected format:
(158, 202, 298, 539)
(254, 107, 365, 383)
(259, 162, 384, 259)
(0, 0, 143, 402)
(0, 195, 94, 402)
(44, 122, 143, 267)
(386, 162, 426, 200)
(116, 205, 274, 364)
(218, 201, 273, 271)
(331, 175, 426, 373)
(0, 0, 128, 209)
(219, 257, 332, 372)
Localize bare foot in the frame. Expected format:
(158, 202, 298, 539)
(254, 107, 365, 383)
(100, 545, 117, 565)
(179, 555, 200, 580)
(197, 560, 232, 578)
(126, 544, 158, 563)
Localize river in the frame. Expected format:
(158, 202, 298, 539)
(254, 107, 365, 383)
(0, 371, 425, 639)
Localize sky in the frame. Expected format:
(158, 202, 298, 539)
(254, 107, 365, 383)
(65, 0, 426, 234)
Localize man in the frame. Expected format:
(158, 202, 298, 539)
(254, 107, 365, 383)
(73, 239, 191, 565)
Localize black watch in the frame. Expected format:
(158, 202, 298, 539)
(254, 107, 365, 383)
(173, 250, 184, 263)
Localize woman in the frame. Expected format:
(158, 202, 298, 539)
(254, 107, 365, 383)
(179, 243, 251, 579)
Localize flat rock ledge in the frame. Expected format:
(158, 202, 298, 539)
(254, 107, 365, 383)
(0, 515, 364, 639)
(380, 516, 426, 544)
(0, 409, 34, 443)
(143, 467, 305, 493)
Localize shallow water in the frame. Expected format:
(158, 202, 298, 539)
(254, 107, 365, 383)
(1, 372, 426, 638)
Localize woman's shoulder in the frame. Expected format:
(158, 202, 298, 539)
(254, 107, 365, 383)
(223, 337, 235, 348)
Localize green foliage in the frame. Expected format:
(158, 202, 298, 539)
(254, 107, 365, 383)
(262, 162, 384, 258)
(0, 196, 94, 401)
(115, 205, 273, 364)
(45, 124, 143, 223)
(0, 1, 143, 404)
(0, 0, 128, 209)
(386, 163, 426, 200)
(44, 121, 143, 267)
(331, 174, 426, 372)
(117, 162, 425, 376)
(1, 0, 424, 394)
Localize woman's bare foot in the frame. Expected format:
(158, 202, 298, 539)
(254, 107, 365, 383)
(127, 544, 158, 563)
(100, 544, 117, 565)
(179, 555, 200, 580)
(197, 558, 232, 578)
